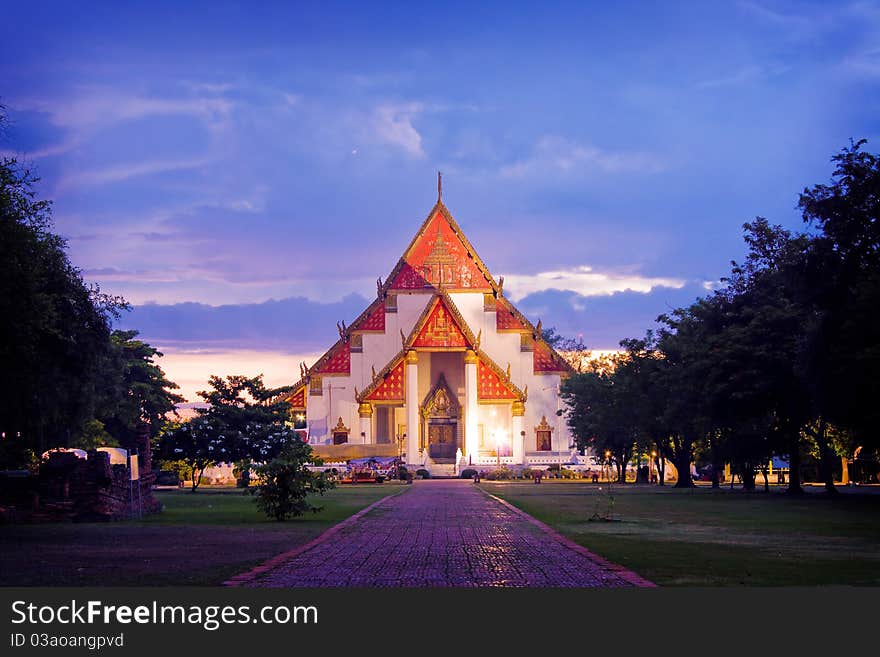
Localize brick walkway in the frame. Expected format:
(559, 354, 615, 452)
(232, 480, 652, 588)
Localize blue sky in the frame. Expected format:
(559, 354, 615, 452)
(2, 1, 879, 362)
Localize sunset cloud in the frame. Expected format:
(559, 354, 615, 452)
(501, 266, 685, 301)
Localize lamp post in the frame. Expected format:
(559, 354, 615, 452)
(605, 450, 612, 482)
(650, 450, 657, 483)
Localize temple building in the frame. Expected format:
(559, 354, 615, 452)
(283, 187, 576, 475)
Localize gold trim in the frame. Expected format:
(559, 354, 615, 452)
(511, 400, 526, 416)
(333, 417, 350, 435)
(464, 349, 478, 365)
(358, 402, 373, 418)
(535, 415, 554, 433)
(405, 350, 419, 364)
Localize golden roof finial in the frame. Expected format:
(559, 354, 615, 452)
(437, 170, 442, 201)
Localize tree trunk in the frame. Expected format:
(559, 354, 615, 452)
(658, 457, 666, 486)
(759, 466, 769, 493)
(673, 452, 694, 488)
(741, 465, 756, 491)
(814, 419, 838, 495)
(787, 435, 804, 495)
(191, 464, 203, 492)
(711, 459, 721, 489)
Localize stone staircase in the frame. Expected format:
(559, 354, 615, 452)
(427, 462, 458, 478)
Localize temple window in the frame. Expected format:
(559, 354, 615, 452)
(332, 417, 350, 445)
(483, 293, 496, 312)
(520, 333, 534, 352)
(350, 333, 363, 353)
(309, 377, 323, 396)
(375, 405, 397, 444)
(385, 293, 398, 313)
(535, 415, 553, 451)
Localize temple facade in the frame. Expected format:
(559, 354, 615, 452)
(284, 193, 576, 475)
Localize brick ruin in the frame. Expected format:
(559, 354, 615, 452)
(0, 423, 162, 523)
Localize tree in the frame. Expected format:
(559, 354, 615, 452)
(542, 326, 592, 372)
(154, 416, 230, 491)
(194, 374, 293, 463)
(253, 440, 334, 521)
(560, 354, 640, 483)
(70, 419, 116, 451)
(722, 219, 817, 494)
(0, 137, 126, 468)
(96, 330, 184, 449)
(154, 374, 295, 490)
(797, 139, 880, 489)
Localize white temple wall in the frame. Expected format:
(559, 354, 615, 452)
(476, 403, 512, 454)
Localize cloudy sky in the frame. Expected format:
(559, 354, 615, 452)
(3, 1, 879, 398)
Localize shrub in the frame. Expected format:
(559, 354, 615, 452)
(519, 468, 535, 479)
(485, 467, 514, 480)
(460, 468, 477, 479)
(252, 442, 335, 521)
(415, 468, 431, 479)
(560, 467, 578, 479)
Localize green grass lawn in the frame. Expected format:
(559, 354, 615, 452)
(483, 482, 880, 586)
(0, 483, 404, 586)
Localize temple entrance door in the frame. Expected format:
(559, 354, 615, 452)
(428, 423, 456, 462)
(421, 373, 461, 463)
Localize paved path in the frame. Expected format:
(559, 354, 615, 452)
(231, 480, 652, 588)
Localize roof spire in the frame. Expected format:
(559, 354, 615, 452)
(437, 170, 442, 201)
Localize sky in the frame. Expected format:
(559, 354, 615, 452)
(2, 1, 879, 399)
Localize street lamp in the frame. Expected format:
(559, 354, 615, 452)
(605, 450, 612, 482)
(493, 428, 504, 467)
(650, 450, 657, 483)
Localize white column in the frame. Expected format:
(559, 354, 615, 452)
(512, 400, 525, 465)
(405, 350, 420, 465)
(464, 349, 479, 461)
(358, 403, 372, 445)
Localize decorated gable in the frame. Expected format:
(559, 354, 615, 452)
(390, 210, 492, 291)
(311, 340, 351, 375)
(410, 296, 472, 350)
(287, 386, 306, 409)
(477, 358, 519, 401)
(350, 298, 385, 333)
(496, 296, 531, 332)
(533, 339, 571, 374)
(363, 359, 405, 402)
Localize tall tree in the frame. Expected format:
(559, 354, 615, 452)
(797, 139, 880, 489)
(0, 148, 125, 467)
(560, 354, 640, 483)
(97, 330, 184, 449)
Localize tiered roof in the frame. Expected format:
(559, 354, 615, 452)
(299, 197, 574, 402)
